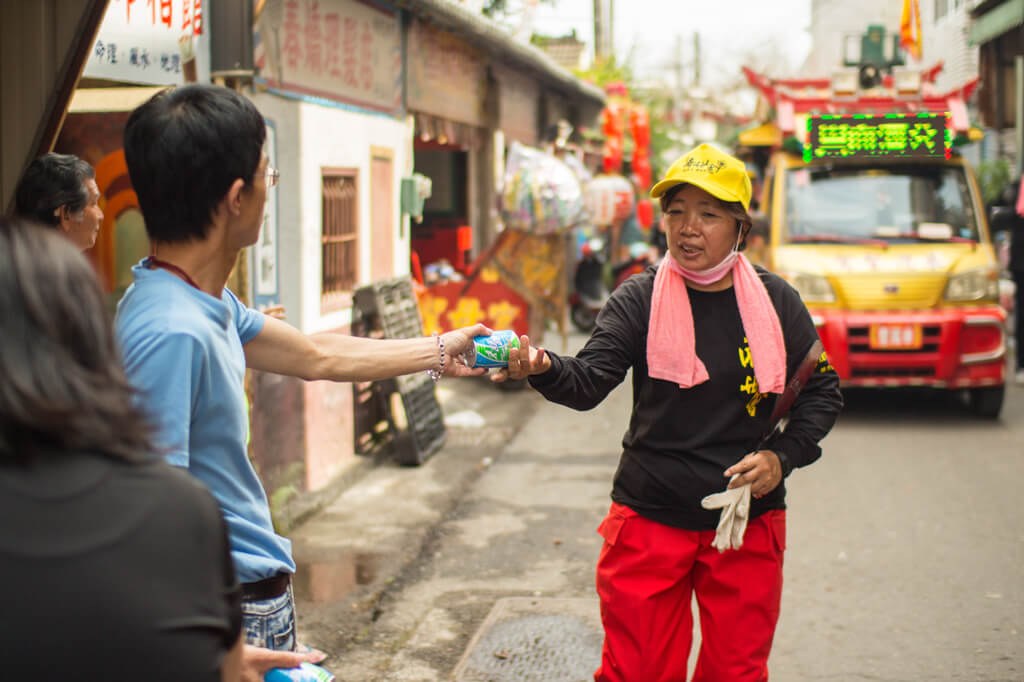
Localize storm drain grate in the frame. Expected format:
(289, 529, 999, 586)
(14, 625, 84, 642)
(453, 598, 603, 682)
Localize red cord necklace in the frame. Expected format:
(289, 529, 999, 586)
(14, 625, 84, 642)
(145, 255, 202, 291)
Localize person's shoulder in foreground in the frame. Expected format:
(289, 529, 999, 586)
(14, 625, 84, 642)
(0, 217, 241, 682)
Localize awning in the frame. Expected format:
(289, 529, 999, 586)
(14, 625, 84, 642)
(68, 86, 167, 113)
(969, 0, 1024, 46)
(1, 0, 109, 211)
(738, 121, 780, 148)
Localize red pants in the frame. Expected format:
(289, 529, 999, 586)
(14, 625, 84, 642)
(593, 502, 786, 682)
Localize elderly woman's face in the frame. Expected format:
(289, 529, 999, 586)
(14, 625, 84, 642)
(660, 184, 739, 272)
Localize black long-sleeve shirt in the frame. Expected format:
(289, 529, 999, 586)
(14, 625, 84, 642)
(530, 264, 843, 530)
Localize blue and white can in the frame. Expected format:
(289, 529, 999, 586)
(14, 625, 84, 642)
(461, 329, 521, 368)
(264, 662, 335, 682)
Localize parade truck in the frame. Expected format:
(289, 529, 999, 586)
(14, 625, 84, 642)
(740, 64, 1007, 417)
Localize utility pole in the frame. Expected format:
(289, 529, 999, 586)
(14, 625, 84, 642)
(592, 0, 613, 60)
(608, 0, 614, 58)
(675, 34, 684, 125)
(693, 32, 701, 87)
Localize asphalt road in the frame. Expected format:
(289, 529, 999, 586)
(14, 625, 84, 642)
(295, 331, 1024, 681)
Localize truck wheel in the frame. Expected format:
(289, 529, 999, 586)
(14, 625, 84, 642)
(966, 386, 1004, 419)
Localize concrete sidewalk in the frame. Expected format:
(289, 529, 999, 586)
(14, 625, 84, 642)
(287, 372, 548, 663)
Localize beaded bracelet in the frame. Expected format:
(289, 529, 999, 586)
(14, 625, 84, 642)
(426, 332, 445, 382)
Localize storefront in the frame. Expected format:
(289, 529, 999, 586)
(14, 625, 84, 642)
(406, 18, 489, 276)
(971, 0, 1024, 166)
(249, 0, 412, 504)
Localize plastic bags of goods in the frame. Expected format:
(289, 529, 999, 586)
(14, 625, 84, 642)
(499, 142, 586, 235)
(584, 174, 635, 226)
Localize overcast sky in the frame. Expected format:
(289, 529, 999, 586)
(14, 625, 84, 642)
(526, 0, 813, 88)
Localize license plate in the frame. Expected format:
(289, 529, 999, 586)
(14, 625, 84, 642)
(869, 324, 922, 350)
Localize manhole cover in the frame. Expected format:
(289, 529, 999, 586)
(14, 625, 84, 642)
(453, 597, 602, 682)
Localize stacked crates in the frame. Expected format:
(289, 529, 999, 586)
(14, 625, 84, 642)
(352, 276, 446, 466)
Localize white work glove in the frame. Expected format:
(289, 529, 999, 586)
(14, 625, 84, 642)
(700, 474, 752, 552)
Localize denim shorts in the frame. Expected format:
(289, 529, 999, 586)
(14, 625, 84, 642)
(241, 582, 296, 651)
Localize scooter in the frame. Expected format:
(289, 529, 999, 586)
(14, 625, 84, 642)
(611, 241, 653, 289)
(569, 236, 608, 333)
(569, 239, 652, 333)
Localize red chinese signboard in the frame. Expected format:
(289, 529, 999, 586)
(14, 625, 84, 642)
(255, 0, 402, 114)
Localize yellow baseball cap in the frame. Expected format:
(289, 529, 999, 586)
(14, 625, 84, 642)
(649, 143, 753, 211)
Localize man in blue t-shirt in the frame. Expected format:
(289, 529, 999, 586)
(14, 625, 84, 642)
(116, 84, 489, 678)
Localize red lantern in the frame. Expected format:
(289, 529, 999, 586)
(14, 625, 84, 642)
(630, 106, 651, 149)
(602, 137, 623, 174)
(633, 156, 652, 191)
(636, 198, 654, 229)
(602, 103, 624, 138)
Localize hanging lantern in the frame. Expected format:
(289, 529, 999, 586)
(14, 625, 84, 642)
(602, 103, 624, 138)
(585, 174, 634, 226)
(635, 198, 654, 229)
(633, 155, 652, 191)
(602, 136, 623, 175)
(630, 106, 651, 149)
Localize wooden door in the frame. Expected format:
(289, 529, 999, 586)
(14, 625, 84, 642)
(370, 148, 395, 281)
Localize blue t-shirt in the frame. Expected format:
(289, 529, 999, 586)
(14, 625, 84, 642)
(116, 262, 294, 583)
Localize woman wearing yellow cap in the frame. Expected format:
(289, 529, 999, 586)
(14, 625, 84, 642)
(493, 144, 842, 681)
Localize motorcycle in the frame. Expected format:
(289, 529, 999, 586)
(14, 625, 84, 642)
(570, 236, 609, 333)
(569, 238, 652, 333)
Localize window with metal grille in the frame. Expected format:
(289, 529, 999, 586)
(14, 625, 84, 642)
(321, 169, 358, 312)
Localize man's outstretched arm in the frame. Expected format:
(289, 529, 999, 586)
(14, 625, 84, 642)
(243, 314, 491, 382)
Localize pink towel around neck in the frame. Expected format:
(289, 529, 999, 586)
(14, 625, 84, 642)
(1016, 175, 1024, 217)
(647, 254, 787, 393)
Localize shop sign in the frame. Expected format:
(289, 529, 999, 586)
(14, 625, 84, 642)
(84, 0, 210, 86)
(495, 65, 539, 146)
(255, 0, 402, 114)
(406, 18, 486, 127)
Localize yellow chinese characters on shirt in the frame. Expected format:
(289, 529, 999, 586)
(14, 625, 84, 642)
(737, 337, 766, 417)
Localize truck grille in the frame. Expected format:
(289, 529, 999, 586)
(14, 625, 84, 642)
(835, 274, 946, 309)
(850, 367, 935, 378)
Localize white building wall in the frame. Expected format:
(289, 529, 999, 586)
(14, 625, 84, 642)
(251, 92, 414, 335)
(922, 0, 979, 93)
(804, 0, 904, 76)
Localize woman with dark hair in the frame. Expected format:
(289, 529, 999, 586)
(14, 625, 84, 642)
(494, 144, 843, 681)
(13, 152, 104, 251)
(0, 217, 242, 681)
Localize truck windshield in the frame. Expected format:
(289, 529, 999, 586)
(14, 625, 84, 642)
(784, 164, 979, 245)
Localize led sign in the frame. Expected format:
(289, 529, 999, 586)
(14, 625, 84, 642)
(804, 113, 951, 162)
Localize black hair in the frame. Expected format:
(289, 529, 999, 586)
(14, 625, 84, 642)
(0, 217, 154, 464)
(124, 84, 266, 243)
(13, 153, 95, 227)
(659, 182, 752, 251)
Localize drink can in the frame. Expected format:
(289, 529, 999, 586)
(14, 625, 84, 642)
(461, 330, 520, 368)
(264, 662, 335, 682)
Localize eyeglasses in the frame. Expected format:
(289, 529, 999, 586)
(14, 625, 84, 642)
(254, 167, 280, 189)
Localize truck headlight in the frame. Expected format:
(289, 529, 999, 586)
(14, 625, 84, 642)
(945, 268, 999, 302)
(786, 273, 836, 303)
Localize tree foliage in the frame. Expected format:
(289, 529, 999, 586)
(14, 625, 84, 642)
(481, 0, 556, 19)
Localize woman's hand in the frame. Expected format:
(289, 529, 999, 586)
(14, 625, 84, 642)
(439, 324, 492, 377)
(260, 304, 287, 320)
(724, 450, 783, 499)
(491, 334, 550, 383)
